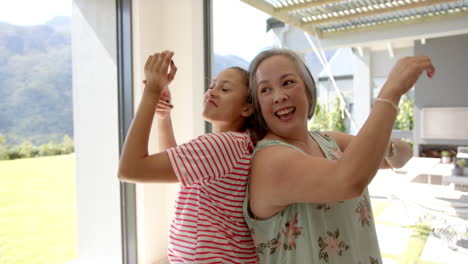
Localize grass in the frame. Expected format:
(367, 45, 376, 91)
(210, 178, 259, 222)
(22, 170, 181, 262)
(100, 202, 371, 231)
(398, 223, 433, 264)
(372, 200, 441, 264)
(0, 154, 77, 264)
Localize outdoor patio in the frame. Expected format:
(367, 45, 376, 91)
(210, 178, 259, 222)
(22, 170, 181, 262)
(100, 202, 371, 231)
(369, 162, 468, 264)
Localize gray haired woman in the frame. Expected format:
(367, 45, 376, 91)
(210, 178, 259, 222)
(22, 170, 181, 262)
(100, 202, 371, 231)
(243, 48, 434, 263)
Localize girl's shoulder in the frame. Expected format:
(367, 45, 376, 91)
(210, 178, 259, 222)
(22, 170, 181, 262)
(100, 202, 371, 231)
(197, 131, 253, 152)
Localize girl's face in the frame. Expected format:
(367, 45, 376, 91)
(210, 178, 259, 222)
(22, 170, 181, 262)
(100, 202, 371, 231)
(255, 55, 310, 136)
(202, 68, 252, 128)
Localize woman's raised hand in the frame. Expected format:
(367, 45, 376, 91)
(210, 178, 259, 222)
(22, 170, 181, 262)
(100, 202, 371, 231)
(379, 56, 435, 101)
(144, 51, 177, 97)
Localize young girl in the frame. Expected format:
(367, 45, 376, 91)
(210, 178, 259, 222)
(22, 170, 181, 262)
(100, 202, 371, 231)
(243, 49, 434, 263)
(118, 51, 257, 263)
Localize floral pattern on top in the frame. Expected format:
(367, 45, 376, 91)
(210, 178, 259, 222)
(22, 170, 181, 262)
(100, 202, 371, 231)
(315, 131, 342, 160)
(254, 212, 303, 255)
(318, 229, 350, 263)
(316, 201, 344, 211)
(358, 256, 380, 264)
(355, 195, 372, 227)
(369, 256, 380, 264)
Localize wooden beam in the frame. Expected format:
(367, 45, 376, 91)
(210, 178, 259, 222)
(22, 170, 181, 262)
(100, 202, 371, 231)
(319, 11, 468, 38)
(275, 0, 345, 13)
(303, 0, 456, 26)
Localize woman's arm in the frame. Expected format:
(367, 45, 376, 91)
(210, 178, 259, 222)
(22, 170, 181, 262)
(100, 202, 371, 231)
(250, 56, 434, 218)
(118, 51, 179, 183)
(326, 131, 413, 169)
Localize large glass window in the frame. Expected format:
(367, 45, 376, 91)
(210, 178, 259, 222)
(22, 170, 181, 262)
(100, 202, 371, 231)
(212, 0, 271, 75)
(212, 1, 468, 263)
(0, 1, 77, 263)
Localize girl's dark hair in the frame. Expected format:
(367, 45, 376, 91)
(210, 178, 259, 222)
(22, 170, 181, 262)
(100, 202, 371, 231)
(227, 66, 249, 88)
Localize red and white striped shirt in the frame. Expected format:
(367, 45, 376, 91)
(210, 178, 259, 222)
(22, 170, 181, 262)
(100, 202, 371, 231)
(166, 132, 257, 263)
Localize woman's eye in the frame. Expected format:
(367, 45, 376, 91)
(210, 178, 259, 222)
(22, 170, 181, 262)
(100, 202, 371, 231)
(284, 80, 294, 86)
(260, 87, 270, 94)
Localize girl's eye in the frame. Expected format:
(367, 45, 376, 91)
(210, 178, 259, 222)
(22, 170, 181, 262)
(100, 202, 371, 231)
(221, 88, 230, 92)
(209, 80, 216, 89)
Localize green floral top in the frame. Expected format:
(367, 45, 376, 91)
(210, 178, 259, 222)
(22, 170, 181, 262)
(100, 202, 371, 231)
(243, 131, 382, 264)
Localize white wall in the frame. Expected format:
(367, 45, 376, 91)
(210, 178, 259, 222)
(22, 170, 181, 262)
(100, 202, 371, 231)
(132, 0, 205, 263)
(72, 0, 122, 263)
(371, 47, 414, 78)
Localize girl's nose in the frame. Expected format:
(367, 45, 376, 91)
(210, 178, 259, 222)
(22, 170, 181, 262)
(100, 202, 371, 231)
(206, 86, 218, 97)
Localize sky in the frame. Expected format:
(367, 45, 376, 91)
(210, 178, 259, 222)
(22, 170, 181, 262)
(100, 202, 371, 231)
(0, 0, 268, 61)
(213, 0, 272, 61)
(0, 0, 71, 25)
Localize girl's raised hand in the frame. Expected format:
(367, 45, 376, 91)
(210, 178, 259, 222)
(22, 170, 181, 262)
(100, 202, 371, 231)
(380, 56, 435, 100)
(144, 51, 177, 97)
(155, 87, 173, 120)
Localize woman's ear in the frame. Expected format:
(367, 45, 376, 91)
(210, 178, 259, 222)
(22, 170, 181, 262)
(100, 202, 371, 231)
(241, 103, 254, 118)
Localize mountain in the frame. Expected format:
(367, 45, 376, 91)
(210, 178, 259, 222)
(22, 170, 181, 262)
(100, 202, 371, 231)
(213, 54, 249, 76)
(0, 17, 250, 146)
(0, 17, 72, 145)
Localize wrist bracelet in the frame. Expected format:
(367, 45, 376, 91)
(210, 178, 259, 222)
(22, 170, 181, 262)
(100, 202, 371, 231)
(375, 97, 399, 114)
(387, 140, 398, 158)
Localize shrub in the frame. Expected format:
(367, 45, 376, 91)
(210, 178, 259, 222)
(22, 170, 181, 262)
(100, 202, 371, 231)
(309, 97, 346, 132)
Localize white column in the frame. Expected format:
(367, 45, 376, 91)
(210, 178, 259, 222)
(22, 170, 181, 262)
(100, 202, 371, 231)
(132, 0, 205, 263)
(352, 47, 372, 135)
(72, 0, 122, 263)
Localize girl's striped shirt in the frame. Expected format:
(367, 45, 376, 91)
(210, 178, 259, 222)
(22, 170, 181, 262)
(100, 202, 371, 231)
(166, 132, 257, 263)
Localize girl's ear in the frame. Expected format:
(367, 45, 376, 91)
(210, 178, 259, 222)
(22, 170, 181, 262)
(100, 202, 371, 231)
(241, 103, 254, 118)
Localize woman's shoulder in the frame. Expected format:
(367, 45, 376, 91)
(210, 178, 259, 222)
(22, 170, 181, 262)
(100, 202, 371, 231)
(253, 136, 304, 158)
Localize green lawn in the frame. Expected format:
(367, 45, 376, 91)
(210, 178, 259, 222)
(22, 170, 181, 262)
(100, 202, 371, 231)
(0, 154, 77, 264)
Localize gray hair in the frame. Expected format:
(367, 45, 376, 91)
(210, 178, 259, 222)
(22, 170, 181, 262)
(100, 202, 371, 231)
(248, 49, 317, 134)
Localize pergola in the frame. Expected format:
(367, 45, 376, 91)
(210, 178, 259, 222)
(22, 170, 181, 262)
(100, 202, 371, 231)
(241, 0, 468, 50)
(240, 0, 468, 148)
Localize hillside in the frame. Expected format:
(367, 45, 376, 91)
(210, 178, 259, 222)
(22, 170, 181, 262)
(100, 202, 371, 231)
(0, 17, 72, 145)
(0, 17, 250, 146)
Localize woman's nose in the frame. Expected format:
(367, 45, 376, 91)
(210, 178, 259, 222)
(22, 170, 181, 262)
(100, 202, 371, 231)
(273, 91, 287, 104)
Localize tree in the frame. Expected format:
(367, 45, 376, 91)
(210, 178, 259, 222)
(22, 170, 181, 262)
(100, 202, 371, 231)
(0, 133, 9, 160)
(394, 94, 414, 131)
(309, 97, 346, 132)
(61, 135, 74, 154)
(328, 97, 346, 132)
(19, 140, 37, 158)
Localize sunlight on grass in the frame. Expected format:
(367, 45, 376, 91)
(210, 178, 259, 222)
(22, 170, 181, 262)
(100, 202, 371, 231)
(398, 222, 432, 264)
(0, 154, 77, 264)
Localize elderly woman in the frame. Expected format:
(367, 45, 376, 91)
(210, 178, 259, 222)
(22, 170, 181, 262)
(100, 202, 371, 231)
(243, 49, 434, 263)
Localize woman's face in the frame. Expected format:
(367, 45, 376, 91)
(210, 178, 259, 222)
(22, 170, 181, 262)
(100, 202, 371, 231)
(255, 55, 310, 136)
(202, 68, 251, 126)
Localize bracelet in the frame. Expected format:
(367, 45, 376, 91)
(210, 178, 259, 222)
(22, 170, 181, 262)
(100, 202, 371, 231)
(375, 97, 399, 114)
(387, 140, 398, 158)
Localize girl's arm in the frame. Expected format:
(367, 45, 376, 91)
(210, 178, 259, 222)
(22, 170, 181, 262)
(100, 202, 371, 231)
(155, 87, 178, 150)
(118, 51, 179, 183)
(249, 56, 434, 218)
